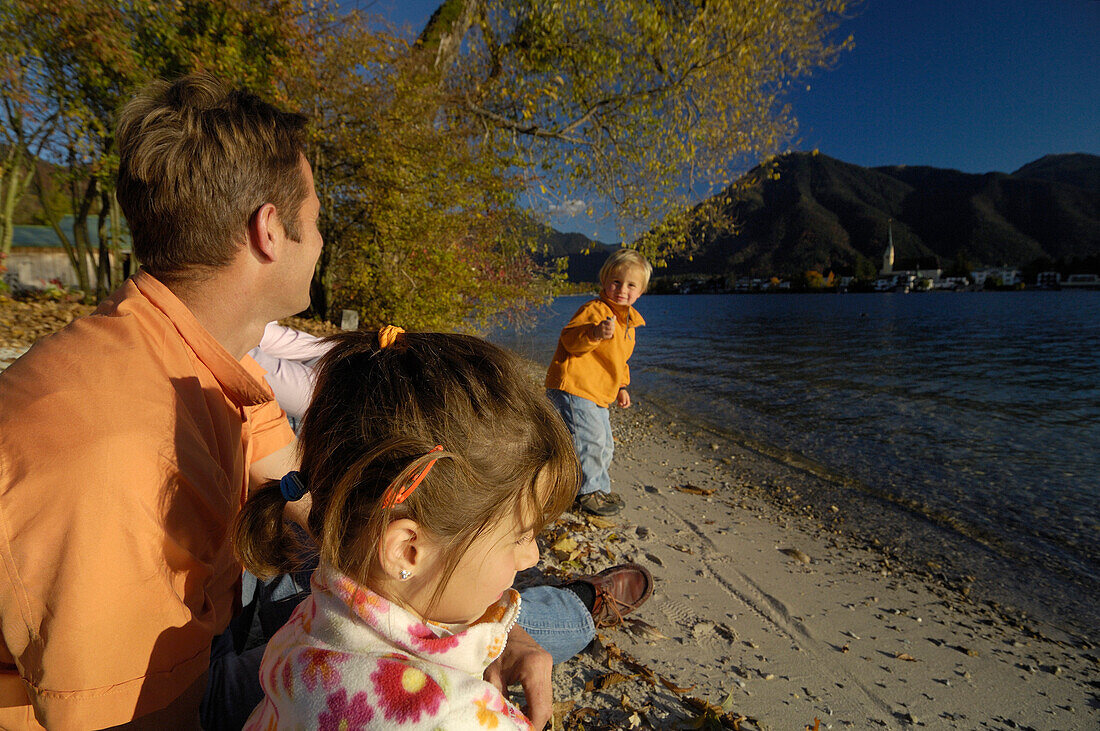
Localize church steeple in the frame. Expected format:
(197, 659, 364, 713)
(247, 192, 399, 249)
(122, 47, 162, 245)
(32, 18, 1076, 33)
(882, 219, 895, 274)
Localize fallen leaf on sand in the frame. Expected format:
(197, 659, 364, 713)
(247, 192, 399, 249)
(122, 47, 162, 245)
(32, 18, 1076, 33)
(624, 617, 668, 640)
(587, 515, 616, 529)
(675, 484, 717, 496)
(658, 675, 696, 694)
(896, 652, 919, 662)
(779, 547, 811, 564)
(669, 543, 695, 555)
(680, 692, 758, 730)
(584, 672, 632, 692)
(551, 536, 578, 553)
(622, 657, 657, 685)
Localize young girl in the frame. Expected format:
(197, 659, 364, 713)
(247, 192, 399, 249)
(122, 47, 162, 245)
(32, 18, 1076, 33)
(234, 327, 578, 730)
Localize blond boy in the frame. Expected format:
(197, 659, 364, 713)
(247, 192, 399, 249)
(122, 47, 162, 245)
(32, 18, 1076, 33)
(546, 249, 652, 515)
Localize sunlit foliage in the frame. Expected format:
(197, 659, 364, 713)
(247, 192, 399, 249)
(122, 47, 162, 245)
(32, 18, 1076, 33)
(419, 0, 852, 257)
(2, 0, 852, 328)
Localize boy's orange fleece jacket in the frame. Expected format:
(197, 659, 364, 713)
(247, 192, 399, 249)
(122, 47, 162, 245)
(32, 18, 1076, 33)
(545, 294, 645, 407)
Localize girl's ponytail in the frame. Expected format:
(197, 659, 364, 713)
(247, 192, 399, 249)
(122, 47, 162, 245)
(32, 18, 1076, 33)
(234, 478, 308, 580)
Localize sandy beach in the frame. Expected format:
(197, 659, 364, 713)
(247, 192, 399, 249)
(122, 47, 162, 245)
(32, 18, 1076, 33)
(3, 341, 1097, 730)
(528, 402, 1099, 730)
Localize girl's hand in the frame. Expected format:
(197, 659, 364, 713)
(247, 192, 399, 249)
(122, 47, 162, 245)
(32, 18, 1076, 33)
(616, 388, 631, 408)
(484, 625, 552, 730)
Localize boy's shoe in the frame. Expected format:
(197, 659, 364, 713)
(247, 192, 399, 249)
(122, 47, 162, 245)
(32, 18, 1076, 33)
(575, 563, 654, 629)
(575, 491, 622, 516)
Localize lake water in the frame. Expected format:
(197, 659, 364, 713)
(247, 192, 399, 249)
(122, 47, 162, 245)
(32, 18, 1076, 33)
(491, 291, 1100, 639)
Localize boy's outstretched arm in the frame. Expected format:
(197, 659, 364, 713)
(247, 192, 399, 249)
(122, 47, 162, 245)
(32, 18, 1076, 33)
(591, 316, 615, 341)
(557, 302, 617, 355)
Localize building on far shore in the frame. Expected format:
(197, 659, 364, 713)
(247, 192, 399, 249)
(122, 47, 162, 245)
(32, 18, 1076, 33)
(970, 267, 1022, 288)
(876, 221, 942, 291)
(5, 216, 131, 291)
(1061, 273, 1100, 289)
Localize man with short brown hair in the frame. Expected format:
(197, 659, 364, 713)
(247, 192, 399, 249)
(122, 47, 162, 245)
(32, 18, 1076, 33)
(0, 73, 652, 731)
(0, 73, 319, 729)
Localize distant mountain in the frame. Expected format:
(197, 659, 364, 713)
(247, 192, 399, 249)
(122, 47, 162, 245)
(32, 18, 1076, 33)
(658, 152, 1100, 280)
(1013, 153, 1100, 192)
(535, 224, 616, 283)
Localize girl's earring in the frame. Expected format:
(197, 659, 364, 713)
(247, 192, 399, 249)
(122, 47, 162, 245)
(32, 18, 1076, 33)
(399, 569, 412, 581)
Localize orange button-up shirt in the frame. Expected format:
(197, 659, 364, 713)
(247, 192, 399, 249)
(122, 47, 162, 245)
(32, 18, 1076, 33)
(545, 295, 645, 408)
(0, 270, 294, 729)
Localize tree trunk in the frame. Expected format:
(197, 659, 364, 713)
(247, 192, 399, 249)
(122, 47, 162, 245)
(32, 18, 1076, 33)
(70, 176, 98, 299)
(96, 188, 112, 300)
(38, 163, 95, 296)
(1, 146, 34, 257)
(110, 193, 126, 285)
(416, 0, 479, 72)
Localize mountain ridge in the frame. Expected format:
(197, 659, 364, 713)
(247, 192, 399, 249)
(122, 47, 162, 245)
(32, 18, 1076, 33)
(546, 152, 1100, 283)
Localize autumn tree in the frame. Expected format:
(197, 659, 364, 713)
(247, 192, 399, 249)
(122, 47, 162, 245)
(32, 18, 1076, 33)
(2, 0, 318, 300)
(4, 0, 853, 330)
(412, 0, 852, 257)
(295, 0, 851, 327)
(288, 12, 564, 329)
(0, 3, 59, 260)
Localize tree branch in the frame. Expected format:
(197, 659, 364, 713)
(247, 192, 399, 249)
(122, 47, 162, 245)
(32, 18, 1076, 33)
(460, 99, 589, 145)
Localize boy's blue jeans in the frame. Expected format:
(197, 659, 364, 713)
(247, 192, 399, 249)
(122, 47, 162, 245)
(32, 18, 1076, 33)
(546, 389, 613, 496)
(202, 567, 595, 728)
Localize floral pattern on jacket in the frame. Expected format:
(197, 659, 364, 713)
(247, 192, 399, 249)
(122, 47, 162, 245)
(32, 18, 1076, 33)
(244, 563, 531, 730)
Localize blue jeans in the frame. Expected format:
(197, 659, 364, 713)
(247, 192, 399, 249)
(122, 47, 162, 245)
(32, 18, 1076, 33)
(547, 389, 613, 496)
(201, 568, 594, 727)
(516, 585, 595, 665)
(201, 563, 314, 731)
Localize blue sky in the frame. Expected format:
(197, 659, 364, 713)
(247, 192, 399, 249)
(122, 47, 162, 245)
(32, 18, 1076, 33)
(361, 0, 1100, 241)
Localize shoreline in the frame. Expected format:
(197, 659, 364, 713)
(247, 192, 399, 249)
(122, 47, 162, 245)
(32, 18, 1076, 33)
(4, 342, 1097, 728)
(533, 400, 1098, 729)
(636, 393, 1099, 647)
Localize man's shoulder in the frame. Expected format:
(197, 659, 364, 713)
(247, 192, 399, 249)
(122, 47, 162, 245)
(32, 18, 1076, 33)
(3, 298, 173, 387)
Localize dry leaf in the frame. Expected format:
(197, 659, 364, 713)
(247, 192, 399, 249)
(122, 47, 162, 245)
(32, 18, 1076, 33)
(583, 671, 632, 692)
(624, 617, 669, 641)
(587, 515, 617, 529)
(779, 547, 811, 564)
(895, 652, 919, 662)
(674, 484, 717, 496)
(621, 657, 658, 685)
(552, 700, 575, 713)
(551, 536, 578, 553)
(669, 543, 695, 555)
(659, 675, 696, 694)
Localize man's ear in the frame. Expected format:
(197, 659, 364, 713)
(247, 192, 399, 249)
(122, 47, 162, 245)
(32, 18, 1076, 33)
(248, 202, 281, 263)
(378, 518, 435, 581)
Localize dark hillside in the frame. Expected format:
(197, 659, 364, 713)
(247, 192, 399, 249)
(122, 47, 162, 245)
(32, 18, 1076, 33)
(1013, 153, 1100, 192)
(658, 151, 1100, 279)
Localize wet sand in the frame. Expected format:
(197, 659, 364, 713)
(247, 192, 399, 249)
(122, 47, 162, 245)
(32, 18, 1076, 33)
(529, 402, 1099, 730)
(4, 345, 1097, 729)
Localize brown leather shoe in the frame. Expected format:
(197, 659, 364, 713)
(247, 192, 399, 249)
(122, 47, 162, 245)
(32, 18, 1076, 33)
(577, 563, 654, 629)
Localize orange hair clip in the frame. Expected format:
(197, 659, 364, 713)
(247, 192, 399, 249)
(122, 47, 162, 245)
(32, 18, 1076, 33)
(385, 445, 444, 507)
